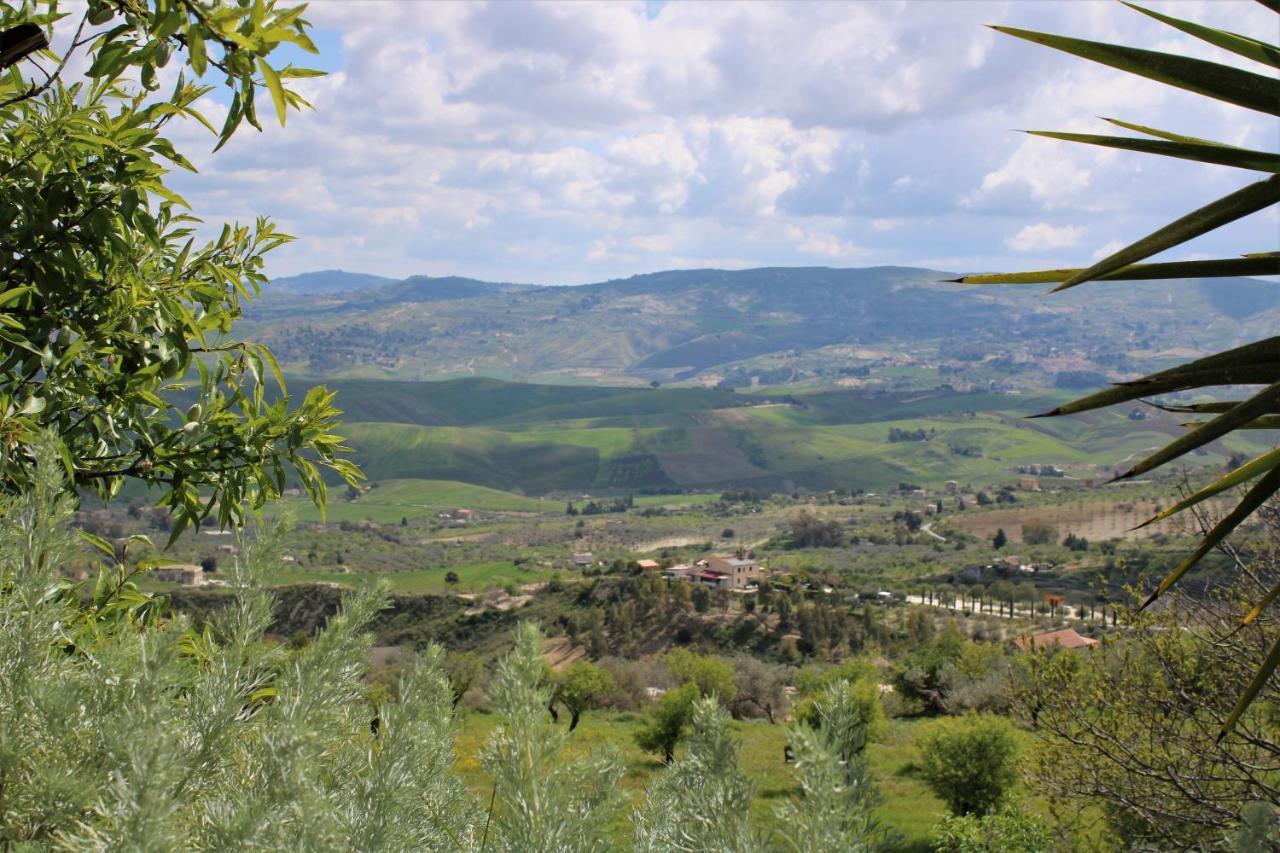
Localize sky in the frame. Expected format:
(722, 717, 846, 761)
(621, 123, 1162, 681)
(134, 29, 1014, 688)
(157, 0, 1279, 285)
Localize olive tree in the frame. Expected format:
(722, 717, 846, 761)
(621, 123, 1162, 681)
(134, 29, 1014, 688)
(0, 0, 358, 540)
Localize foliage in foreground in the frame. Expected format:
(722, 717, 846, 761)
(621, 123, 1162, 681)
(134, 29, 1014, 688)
(1017, 554, 1280, 849)
(963, 1, 1280, 733)
(0, 0, 358, 540)
(930, 802, 1052, 853)
(0, 441, 889, 851)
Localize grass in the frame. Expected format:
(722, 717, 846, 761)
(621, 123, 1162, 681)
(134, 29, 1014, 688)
(452, 711, 991, 850)
(251, 561, 542, 595)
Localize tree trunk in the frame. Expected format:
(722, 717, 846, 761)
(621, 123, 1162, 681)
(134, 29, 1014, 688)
(548, 702, 559, 723)
(569, 709, 581, 732)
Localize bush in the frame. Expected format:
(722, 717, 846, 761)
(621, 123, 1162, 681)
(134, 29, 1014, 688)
(1021, 523, 1055, 546)
(919, 714, 1021, 816)
(931, 801, 1052, 852)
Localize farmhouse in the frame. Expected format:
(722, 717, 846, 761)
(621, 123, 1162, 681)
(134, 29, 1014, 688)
(1014, 628, 1098, 653)
(152, 564, 204, 586)
(571, 552, 594, 567)
(636, 559, 660, 571)
(662, 564, 694, 580)
(706, 556, 766, 589)
(695, 569, 733, 589)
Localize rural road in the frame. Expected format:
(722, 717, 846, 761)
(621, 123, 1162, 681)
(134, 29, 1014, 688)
(920, 523, 947, 542)
(904, 594, 1103, 625)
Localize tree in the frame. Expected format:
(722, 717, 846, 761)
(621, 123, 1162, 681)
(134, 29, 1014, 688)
(444, 570, 460, 585)
(1016, 566, 1280, 848)
(918, 714, 1021, 817)
(635, 681, 700, 763)
(664, 647, 737, 704)
(445, 650, 483, 710)
(1020, 522, 1055, 546)
(0, 1, 359, 539)
(553, 661, 614, 731)
(992, 528, 1008, 549)
(789, 509, 844, 548)
(729, 656, 790, 723)
(633, 697, 758, 850)
(960, 4, 1280, 734)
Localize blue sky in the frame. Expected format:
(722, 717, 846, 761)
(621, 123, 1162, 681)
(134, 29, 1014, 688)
(160, 0, 1277, 285)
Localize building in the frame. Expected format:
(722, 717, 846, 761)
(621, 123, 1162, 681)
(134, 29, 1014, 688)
(571, 552, 594, 568)
(1014, 628, 1098, 653)
(695, 569, 733, 588)
(706, 556, 766, 589)
(636, 559, 660, 571)
(944, 480, 959, 493)
(152, 564, 204, 586)
(662, 564, 694, 581)
(1019, 476, 1041, 491)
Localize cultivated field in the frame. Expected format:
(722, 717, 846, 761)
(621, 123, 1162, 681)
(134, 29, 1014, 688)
(945, 495, 1231, 544)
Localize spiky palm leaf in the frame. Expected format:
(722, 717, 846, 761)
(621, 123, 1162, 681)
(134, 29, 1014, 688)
(956, 2, 1279, 739)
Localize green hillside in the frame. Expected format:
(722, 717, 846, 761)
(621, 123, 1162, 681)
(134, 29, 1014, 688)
(247, 266, 1279, 389)
(314, 377, 1278, 495)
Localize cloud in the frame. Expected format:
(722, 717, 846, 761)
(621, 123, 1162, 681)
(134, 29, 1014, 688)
(1006, 223, 1086, 252)
(136, 0, 1280, 283)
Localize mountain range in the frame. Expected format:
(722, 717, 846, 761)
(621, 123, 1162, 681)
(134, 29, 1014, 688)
(246, 266, 1279, 390)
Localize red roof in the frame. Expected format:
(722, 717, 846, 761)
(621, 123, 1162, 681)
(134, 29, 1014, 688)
(1015, 628, 1098, 652)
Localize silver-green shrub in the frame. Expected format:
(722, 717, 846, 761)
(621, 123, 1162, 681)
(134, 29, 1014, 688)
(0, 436, 889, 851)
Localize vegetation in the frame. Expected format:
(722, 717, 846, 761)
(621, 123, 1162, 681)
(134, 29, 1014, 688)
(0, 0, 357, 538)
(964, 1, 1280, 732)
(918, 715, 1021, 817)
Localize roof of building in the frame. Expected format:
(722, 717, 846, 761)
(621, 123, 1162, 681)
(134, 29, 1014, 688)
(636, 559, 660, 570)
(1015, 628, 1098, 652)
(697, 570, 730, 582)
(709, 556, 759, 569)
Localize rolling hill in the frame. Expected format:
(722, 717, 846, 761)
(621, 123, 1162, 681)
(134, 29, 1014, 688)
(304, 377, 1278, 495)
(246, 266, 1280, 388)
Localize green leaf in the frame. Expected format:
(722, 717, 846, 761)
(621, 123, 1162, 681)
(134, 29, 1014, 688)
(1037, 337, 1280, 417)
(1025, 130, 1280, 172)
(992, 26, 1280, 117)
(186, 28, 207, 77)
(80, 530, 117, 558)
(1134, 445, 1280, 529)
(952, 255, 1280, 285)
(1101, 117, 1236, 147)
(1122, 2, 1280, 70)
(257, 58, 288, 126)
(1053, 175, 1280, 291)
(1242, 576, 1280, 627)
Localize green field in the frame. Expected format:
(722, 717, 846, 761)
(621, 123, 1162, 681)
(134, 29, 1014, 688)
(278, 479, 553, 523)
(282, 376, 1278, 497)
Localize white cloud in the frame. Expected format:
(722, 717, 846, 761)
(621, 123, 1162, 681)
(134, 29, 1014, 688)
(1006, 223, 1086, 252)
(1091, 239, 1126, 260)
(137, 0, 1279, 283)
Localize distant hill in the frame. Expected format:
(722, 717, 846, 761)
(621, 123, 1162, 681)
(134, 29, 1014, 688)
(268, 270, 397, 295)
(243, 266, 1279, 389)
(297, 376, 1273, 495)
